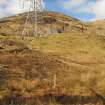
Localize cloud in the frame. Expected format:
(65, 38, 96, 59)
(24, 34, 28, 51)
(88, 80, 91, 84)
(92, 0, 105, 20)
(0, 0, 105, 21)
(0, 0, 44, 18)
(61, 0, 94, 13)
(61, 0, 86, 9)
(61, 0, 105, 21)
(0, 0, 29, 18)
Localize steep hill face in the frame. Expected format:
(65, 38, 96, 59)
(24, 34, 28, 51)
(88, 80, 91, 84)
(0, 32, 105, 98)
(0, 11, 85, 36)
(0, 11, 105, 100)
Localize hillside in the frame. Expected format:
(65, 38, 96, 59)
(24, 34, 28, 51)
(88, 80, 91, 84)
(0, 32, 105, 98)
(0, 11, 85, 36)
(1, 11, 105, 37)
(0, 11, 105, 103)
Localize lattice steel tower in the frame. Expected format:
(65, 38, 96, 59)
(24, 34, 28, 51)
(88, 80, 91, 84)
(22, 0, 43, 37)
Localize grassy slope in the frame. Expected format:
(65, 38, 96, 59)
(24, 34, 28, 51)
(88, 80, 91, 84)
(0, 30, 105, 98)
(29, 32, 105, 94)
(0, 11, 105, 99)
(0, 11, 82, 36)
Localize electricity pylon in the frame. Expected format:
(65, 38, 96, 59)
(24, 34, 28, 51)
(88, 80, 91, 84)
(22, 0, 43, 38)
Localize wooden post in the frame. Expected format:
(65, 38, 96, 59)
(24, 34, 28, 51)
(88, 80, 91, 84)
(53, 74, 57, 89)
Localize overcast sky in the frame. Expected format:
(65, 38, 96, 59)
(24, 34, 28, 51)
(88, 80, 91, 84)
(0, 0, 105, 21)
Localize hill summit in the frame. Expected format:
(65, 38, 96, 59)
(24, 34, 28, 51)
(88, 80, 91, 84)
(0, 11, 86, 36)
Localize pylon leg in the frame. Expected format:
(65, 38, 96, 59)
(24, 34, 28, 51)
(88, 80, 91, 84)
(21, 0, 43, 38)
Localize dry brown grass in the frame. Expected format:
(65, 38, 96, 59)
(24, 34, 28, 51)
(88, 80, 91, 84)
(0, 11, 105, 100)
(0, 32, 105, 98)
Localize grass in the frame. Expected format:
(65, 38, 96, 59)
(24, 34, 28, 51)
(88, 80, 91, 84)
(0, 31, 105, 97)
(0, 11, 105, 105)
(29, 32, 105, 55)
(28, 32, 105, 94)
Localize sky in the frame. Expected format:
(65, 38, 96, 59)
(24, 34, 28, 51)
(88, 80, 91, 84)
(0, 0, 105, 21)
